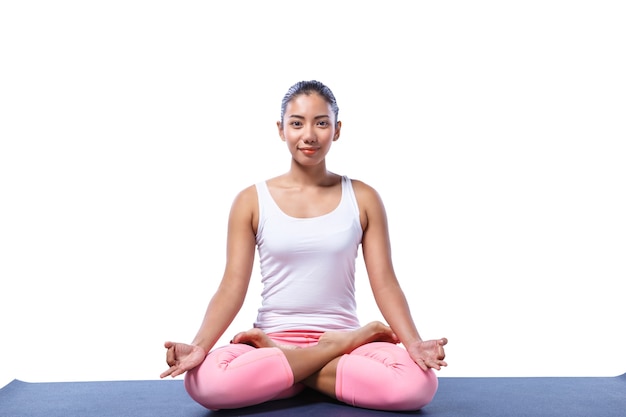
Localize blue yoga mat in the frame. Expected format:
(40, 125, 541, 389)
(1, 374, 625, 417)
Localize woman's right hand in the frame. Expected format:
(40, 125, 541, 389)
(159, 341, 206, 378)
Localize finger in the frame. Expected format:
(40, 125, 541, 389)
(160, 367, 174, 379)
(416, 358, 429, 372)
(439, 338, 448, 346)
(425, 356, 447, 370)
(166, 347, 176, 367)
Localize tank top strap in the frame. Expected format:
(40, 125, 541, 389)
(341, 175, 361, 219)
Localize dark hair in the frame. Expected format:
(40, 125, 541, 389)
(280, 80, 339, 126)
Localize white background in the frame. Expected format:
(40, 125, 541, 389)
(1, 1, 625, 388)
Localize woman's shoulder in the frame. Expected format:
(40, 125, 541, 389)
(348, 178, 382, 200)
(348, 178, 387, 219)
(347, 178, 387, 230)
(228, 184, 261, 230)
(230, 183, 259, 210)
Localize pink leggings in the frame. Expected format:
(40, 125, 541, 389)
(184, 331, 438, 411)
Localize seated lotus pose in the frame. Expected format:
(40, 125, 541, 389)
(160, 80, 448, 411)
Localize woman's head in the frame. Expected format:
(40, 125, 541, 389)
(277, 80, 342, 167)
(280, 80, 339, 127)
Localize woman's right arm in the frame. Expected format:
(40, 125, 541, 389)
(161, 186, 258, 377)
(191, 185, 258, 352)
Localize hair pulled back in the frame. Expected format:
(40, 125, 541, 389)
(280, 80, 339, 127)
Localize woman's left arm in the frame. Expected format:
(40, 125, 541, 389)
(353, 180, 448, 371)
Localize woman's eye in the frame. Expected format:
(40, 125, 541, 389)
(290, 121, 302, 127)
(317, 120, 329, 127)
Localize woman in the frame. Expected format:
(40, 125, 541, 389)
(160, 80, 448, 411)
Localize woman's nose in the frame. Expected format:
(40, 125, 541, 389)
(302, 126, 317, 143)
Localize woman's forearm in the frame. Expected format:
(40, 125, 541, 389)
(374, 282, 423, 347)
(191, 284, 247, 353)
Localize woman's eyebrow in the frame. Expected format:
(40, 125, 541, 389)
(286, 114, 330, 119)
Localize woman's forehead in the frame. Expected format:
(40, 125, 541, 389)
(285, 93, 332, 115)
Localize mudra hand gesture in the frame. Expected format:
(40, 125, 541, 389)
(408, 338, 448, 371)
(160, 341, 206, 378)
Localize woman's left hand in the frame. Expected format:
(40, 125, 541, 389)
(407, 338, 448, 371)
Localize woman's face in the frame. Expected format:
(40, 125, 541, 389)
(277, 93, 341, 167)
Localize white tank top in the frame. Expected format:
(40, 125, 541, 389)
(254, 175, 362, 333)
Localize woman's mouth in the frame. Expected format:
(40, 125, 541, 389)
(299, 147, 319, 156)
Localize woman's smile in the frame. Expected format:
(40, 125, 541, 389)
(298, 146, 320, 155)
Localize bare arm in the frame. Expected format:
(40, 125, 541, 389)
(354, 180, 447, 370)
(161, 186, 257, 378)
(191, 185, 258, 352)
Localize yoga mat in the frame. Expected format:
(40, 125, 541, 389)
(1, 374, 624, 417)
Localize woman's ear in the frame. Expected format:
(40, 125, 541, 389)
(333, 120, 342, 141)
(277, 121, 285, 142)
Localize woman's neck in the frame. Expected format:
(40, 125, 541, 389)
(283, 160, 337, 187)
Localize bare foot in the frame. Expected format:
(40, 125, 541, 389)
(318, 321, 399, 353)
(231, 329, 299, 350)
(232, 328, 278, 348)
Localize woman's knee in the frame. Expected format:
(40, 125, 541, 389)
(182, 345, 254, 409)
(356, 343, 440, 410)
(183, 345, 295, 410)
(385, 367, 439, 410)
(337, 350, 439, 411)
(184, 366, 227, 410)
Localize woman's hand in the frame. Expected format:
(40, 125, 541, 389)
(407, 338, 448, 371)
(159, 341, 206, 378)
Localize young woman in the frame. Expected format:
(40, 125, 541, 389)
(160, 80, 448, 411)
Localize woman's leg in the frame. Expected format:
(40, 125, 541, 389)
(185, 322, 400, 410)
(331, 342, 439, 411)
(233, 321, 397, 383)
(184, 343, 299, 410)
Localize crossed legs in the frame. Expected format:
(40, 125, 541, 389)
(184, 321, 437, 411)
(231, 321, 398, 398)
